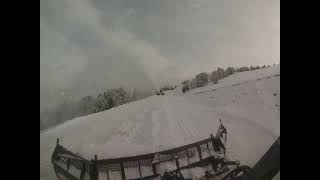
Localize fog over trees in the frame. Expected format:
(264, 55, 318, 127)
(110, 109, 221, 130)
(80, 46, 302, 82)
(40, 0, 279, 130)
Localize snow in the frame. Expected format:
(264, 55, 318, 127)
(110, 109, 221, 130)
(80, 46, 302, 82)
(183, 167, 205, 180)
(273, 171, 280, 180)
(40, 65, 280, 180)
(157, 162, 177, 174)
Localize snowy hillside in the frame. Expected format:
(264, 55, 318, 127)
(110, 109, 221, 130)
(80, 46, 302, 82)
(40, 65, 280, 180)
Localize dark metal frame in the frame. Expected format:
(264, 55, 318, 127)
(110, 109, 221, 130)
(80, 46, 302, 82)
(52, 133, 279, 180)
(220, 137, 280, 180)
(51, 134, 226, 180)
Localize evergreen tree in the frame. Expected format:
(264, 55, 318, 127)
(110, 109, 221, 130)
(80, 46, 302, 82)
(115, 87, 129, 105)
(108, 95, 114, 108)
(195, 72, 209, 87)
(77, 95, 96, 116)
(182, 80, 191, 93)
(191, 78, 196, 89)
(225, 67, 235, 76)
(95, 93, 108, 112)
(217, 68, 225, 79)
(210, 71, 219, 84)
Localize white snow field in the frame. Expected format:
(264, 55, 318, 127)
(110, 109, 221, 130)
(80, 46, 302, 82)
(40, 65, 280, 180)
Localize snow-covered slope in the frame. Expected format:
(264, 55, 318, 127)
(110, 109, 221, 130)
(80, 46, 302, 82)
(40, 65, 280, 180)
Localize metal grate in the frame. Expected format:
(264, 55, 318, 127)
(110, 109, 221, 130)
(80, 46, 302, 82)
(200, 143, 210, 152)
(69, 159, 83, 169)
(107, 163, 121, 171)
(52, 134, 226, 180)
(124, 161, 139, 168)
(176, 151, 187, 159)
(159, 154, 174, 161)
(139, 159, 152, 167)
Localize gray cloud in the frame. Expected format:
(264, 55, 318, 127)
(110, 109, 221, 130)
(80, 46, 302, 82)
(40, 0, 279, 111)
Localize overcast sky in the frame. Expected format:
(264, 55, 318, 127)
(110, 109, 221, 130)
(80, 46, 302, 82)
(40, 0, 279, 111)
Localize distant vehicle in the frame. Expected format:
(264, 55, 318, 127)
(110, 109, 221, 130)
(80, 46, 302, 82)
(156, 90, 165, 95)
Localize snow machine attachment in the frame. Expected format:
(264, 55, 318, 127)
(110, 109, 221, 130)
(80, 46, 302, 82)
(213, 119, 227, 155)
(220, 165, 255, 180)
(216, 119, 227, 144)
(161, 170, 185, 180)
(51, 138, 92, 180)
(51, 132, 231, 180)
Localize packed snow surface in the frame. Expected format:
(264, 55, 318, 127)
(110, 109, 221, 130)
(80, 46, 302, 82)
(40, 65, 280, 180)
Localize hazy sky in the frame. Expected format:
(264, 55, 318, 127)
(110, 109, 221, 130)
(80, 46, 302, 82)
(40, 0, 279, 110)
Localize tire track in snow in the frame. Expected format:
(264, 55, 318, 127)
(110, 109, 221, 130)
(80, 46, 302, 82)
(168, 98, 196, 143)
(161, 97, 203, 145)
(171, 96, 219, 139)
(151, 109, 161, 152)
(149, 99, 175, 151)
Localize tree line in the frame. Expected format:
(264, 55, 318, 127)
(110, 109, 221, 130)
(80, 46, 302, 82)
(181, 65, 270, 93)
(40, 63, 276, 130)
(40, 87, 138, 130)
